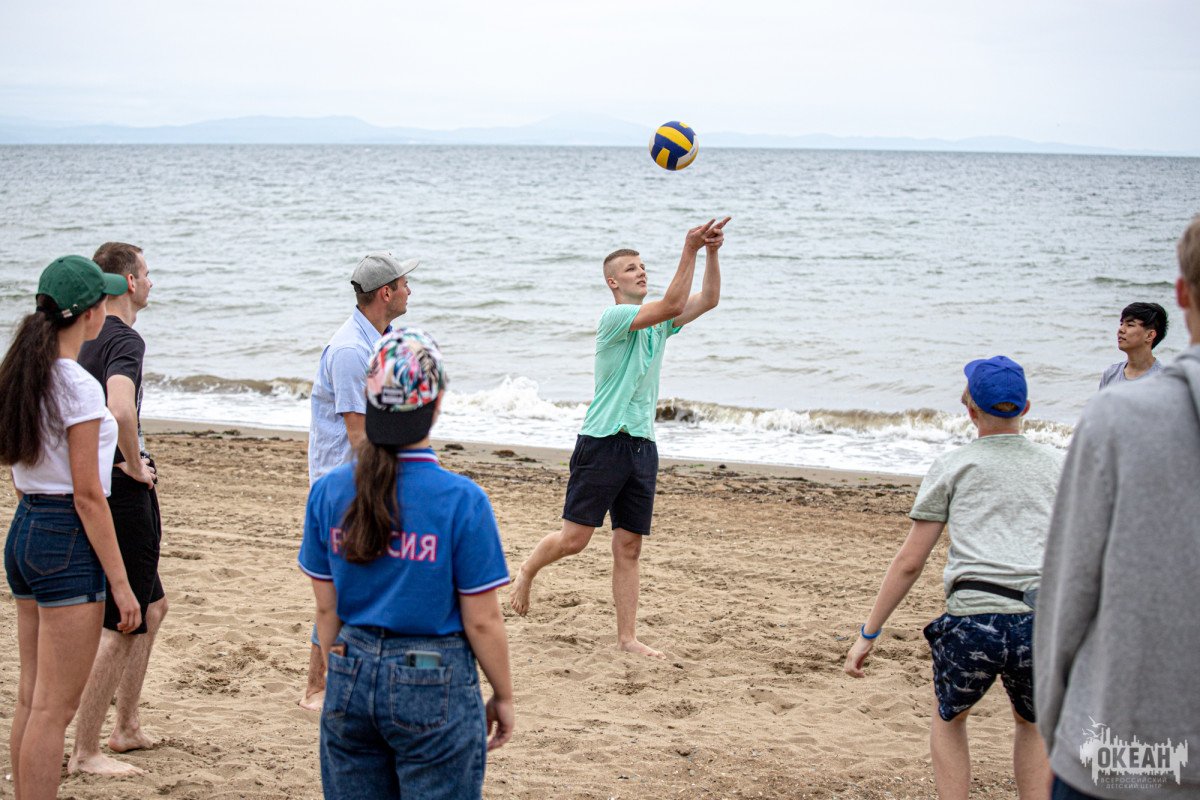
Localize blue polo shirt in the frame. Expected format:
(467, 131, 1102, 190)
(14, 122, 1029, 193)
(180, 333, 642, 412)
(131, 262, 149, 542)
(298, 449, 510, 636)
(308, 308, 390, 484)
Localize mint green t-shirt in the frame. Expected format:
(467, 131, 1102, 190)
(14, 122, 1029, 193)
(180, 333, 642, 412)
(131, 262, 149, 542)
(578, 304, 682, 441)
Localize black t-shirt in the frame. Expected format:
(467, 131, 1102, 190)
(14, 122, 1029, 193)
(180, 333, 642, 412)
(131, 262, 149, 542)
(77, 315, 144, 466)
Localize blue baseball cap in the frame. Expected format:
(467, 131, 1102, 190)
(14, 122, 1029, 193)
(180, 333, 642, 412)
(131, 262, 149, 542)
(963, 356, 1027, 418)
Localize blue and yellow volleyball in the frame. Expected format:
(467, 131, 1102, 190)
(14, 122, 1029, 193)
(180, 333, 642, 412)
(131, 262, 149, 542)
(649, 121, 698, 171)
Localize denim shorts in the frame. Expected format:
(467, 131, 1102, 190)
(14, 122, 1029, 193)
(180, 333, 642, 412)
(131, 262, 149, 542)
(562, 432, 658, 535)
(5, 494, 106, 607)
(923, 611, 1035, 722)
(319, 625, 487, 800)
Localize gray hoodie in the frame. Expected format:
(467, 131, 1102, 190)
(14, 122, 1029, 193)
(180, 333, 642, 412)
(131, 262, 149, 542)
(1036, 344, 1200, 798)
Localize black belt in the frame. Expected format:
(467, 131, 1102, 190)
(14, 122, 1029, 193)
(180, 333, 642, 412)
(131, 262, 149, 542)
(354, 626, 463, 640)
(950, 579, 1038, 609)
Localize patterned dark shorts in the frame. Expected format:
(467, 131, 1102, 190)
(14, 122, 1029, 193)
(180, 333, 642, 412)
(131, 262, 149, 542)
(923, 612, 1036, 722)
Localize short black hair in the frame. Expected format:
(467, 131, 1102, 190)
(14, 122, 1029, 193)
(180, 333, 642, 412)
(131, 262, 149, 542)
(1120, 302, 1169, 349)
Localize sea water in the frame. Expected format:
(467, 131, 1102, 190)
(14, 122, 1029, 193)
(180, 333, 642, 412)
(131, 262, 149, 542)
(1, 145, 1195, 474)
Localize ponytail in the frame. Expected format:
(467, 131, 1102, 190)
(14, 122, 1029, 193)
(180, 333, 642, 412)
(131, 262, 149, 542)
(339, 440, 404, 564)
(0, 301, 70, 466)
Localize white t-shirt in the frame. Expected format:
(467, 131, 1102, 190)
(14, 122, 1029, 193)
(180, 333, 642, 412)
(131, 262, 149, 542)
(12, 359, 119, 496)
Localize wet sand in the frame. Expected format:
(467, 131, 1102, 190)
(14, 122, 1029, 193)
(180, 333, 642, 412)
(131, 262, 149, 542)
(0, 424, 1031, 799)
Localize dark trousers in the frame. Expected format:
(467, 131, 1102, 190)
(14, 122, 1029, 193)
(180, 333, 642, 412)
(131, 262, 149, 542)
(1053, 776, 1103, 800)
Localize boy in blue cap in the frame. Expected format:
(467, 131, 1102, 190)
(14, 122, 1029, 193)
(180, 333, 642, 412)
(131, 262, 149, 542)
(843, 356, 1063, 800)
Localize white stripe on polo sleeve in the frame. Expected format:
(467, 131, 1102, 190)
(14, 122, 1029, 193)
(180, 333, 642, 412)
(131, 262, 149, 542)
(458, 576, 511, 595)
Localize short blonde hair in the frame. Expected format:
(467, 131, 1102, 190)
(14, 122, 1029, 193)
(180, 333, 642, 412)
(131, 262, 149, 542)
(603, 248, 639, 280)
(961, 387, 1018, 418)
(1179, 215, 1200, 291)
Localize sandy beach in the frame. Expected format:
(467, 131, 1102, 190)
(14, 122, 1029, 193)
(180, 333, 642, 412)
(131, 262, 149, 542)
(0, 424, 1032, 799)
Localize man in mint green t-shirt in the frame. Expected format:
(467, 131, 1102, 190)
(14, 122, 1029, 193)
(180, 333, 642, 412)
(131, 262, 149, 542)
(508, 217, 730, 658)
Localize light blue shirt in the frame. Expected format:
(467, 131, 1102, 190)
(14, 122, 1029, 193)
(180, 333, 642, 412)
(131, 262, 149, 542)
(308, 308, 389, 484)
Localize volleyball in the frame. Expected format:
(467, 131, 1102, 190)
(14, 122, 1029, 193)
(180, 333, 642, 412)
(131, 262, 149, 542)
(649, 121, 698, 171)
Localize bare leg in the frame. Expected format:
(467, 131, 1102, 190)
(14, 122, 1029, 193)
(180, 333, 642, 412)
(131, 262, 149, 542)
(108, 595, 168, 753)
(930, 703, 970, 800)
(10, 599, 40, 800)
(299, 643, 325, 711)
(611, 528, 663, 659)
(508, 521, 595, 616)
(67, 629, 144, 776)
(20, 601, 104, 800)
(1012, 710, 1051, 800)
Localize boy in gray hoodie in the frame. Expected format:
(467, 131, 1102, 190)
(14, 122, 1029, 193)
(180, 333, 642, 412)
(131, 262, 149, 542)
(1036, 215, 1200, 799)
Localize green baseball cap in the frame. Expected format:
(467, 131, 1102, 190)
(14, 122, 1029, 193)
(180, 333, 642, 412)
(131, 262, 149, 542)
(37, 255, 127, 319)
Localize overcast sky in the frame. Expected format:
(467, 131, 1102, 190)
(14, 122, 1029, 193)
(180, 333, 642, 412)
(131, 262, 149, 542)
(2, 0, 1197, 152)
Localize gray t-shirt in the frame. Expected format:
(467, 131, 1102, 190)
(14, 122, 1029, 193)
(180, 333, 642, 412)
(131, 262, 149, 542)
(1098, 358, 1163, 390)
(910, 434, 1064, 615)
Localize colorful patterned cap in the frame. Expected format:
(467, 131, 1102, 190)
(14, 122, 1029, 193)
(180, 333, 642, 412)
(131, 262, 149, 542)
(365, 328, 448, 447)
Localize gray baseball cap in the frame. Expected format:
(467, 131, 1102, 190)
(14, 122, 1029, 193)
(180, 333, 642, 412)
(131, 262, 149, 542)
(351, 252, 420, 294)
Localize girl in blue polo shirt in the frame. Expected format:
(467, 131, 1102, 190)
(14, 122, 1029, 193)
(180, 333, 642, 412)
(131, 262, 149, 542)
(299, 328, 513, 800)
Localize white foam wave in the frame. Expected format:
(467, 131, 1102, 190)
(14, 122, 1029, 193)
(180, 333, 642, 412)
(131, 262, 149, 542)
(140, 373, 1073, 476)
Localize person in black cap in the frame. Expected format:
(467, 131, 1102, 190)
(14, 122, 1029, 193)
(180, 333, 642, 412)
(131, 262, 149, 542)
(0, 256, 142, 800)
(843, 356, 1062, 800)
(299, 328, 513, 799)
(302, 250, 417, 710)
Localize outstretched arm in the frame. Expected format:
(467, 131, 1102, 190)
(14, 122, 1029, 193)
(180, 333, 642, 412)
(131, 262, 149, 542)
(673, 216, 730, 327)
(630, 219, 716, 331)
(843, 519, 944, 677)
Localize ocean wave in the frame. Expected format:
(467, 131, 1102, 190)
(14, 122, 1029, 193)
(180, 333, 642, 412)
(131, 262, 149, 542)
(142, 371, 1074, 449)
(444, 376, 588, 419)
(146, 373, 313, 400)
(656, 398, 1073, 449)
(1090, 276, 1174, 290)
(140, 372, 1073, 470)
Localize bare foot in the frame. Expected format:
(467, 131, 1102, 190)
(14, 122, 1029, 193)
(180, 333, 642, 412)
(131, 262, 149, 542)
(108, 728, 157, 753)
(619, 639, 666, 659)
(298, 689, 325, 711)
(508, 564, 534, 616)
(68, 752, 146, 777)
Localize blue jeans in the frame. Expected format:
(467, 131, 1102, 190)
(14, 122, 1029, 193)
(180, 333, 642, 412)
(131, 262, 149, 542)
(5, 494, 105, 607)
(320, 625, 487, 800)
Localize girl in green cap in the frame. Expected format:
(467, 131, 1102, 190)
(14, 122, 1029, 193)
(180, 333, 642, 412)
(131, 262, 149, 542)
(0, 255, 143, 799)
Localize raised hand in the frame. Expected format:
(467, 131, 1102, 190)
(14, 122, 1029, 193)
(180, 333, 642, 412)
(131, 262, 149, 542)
(684, 219, 717, 253)
(705, 216, 731, 250)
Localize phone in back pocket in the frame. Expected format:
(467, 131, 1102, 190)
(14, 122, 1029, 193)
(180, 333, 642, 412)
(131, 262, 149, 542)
(405, 650, 442, 669)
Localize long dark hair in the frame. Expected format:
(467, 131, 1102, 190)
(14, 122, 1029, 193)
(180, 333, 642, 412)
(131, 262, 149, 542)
(0, 297, 77, 466)
(339, 440, 403, 563)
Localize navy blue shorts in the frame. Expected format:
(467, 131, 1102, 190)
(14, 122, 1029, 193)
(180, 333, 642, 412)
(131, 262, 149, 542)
(5, 494, 106, 607)
(923, 611, 1036, 722)
(102, 469, 164, 635)
(562, 433, 658, 536)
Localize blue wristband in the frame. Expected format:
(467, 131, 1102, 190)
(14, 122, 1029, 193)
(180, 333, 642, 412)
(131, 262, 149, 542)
(860, 624, 881, 640)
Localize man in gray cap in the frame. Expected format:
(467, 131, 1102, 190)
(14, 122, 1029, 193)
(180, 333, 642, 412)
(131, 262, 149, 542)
(300, 251, 416, 710)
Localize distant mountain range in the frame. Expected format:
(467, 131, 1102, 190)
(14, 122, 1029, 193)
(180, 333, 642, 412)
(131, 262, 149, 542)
(0, 113, 1190, 157)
